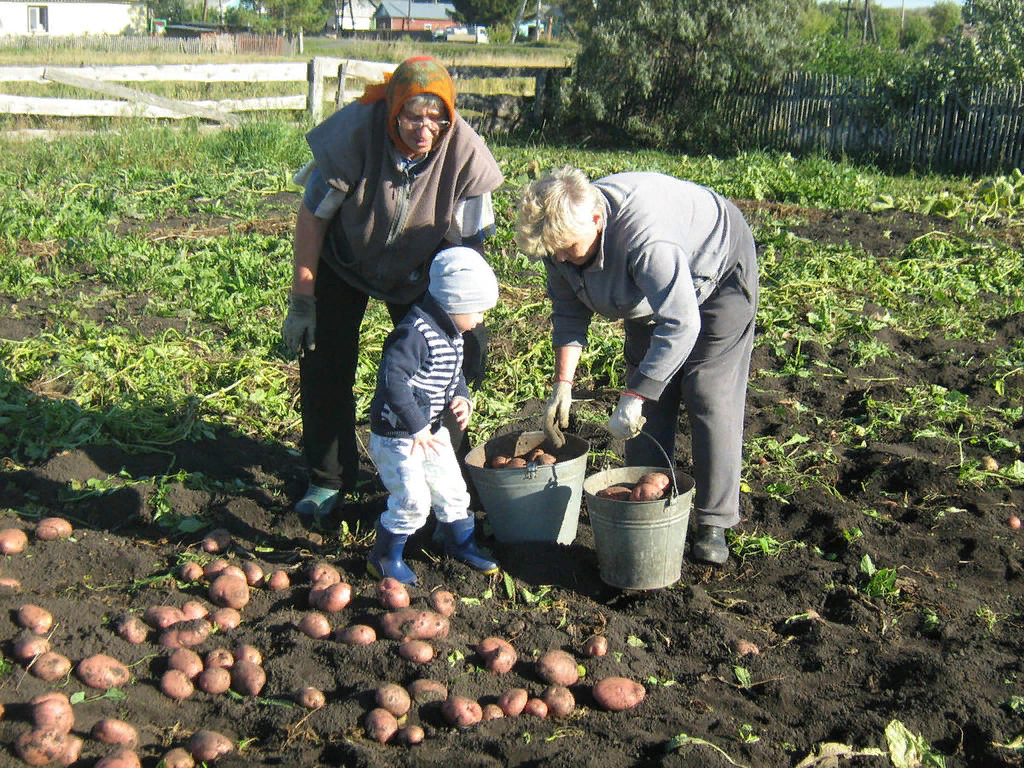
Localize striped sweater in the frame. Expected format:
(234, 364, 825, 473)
(369, 294, 471, 438)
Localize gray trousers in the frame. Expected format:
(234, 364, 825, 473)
(623, 232, 759, 529)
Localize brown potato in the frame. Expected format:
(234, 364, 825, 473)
(115, 615, 149, 645)
(534, 452, 558, 465)
(395, 725, 425, 745)
(364, 708, 399, 743)
(204, 648, 234, 669)
(30, 651, 71, 681)
(240, 561, 264, 587)
(376, 577, 410, 609)
(298, 612, 331, 639)
(35, 517, 72, 541)
(231, 659, 266, 696)
(306, 562, 341, 585)
(31, 691, 74, 732)
(583, 634, 608, 658)
(309, 582, 352, 612)
(179, 562, 204, 582)
(428, 589, 456, 617)
(15, 729, 81, 766)
(143, 605, 186, 630)
(407, 678, 448, 704)
(630, 483, 663, 501)
(482, 702, 505, 720)
(379, 608, 450, 641)
(0, 576, 21, 589)
(197, 666, 231, 694)
(507, 457, 528, 468)
(201, 528, 232, 553)
(592, 676, 646, 711)
(168, 648, 204, 679)
(535, 649, 579, 686)
(441, 695, 483, 728)
(188, 730, 234, 762)
(0, 527, 28, 554)
(296, 686, 326, 710)
(597, 485, 633, 501)
(209, 607, 241, 631)
(94, 747, 142, 768)
(476, 636, 517, 675)
(208, 572, 249, 610)
(375, 683, 411, 716)
(542, 685, 576, 717)
(161, 669, 195, 700)
(15, 603, 49, 635)
(334, 624, 376, 645)
(159, 619, 213, 649)
(77, 653, 130, 690)
(203, 559, 229, 580)
(398, 639, 434, 663)
(489, 455, 510, 468)
(91, 718, 138, 746)
(523, 698, 549, 717)
(265, 570, 291, 591)
(497, 688, 529, 716)
(638, 472, 672, 492)
(12, 631, 49, 662)
(220, 564, 248, 582)
(158, 747, 195, 768)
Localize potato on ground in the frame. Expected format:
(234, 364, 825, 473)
(115, 615, 149, 645)
(178, 561, 204, 582)
(143, 605, 186, 630)
(583, 634, 608, 657)
(94, 747, 142, 768)
(31, 692, 74, 732)
(335, 624, 375, 645)
(523, 698, 549, 717)
(476, 636, 517, 675)
(396, 725, 425, 745)
(428, 589, 456, 617)
(12, 631, 49, 663)
(379, 608, 450, 642)
(30, 651, 72, 682)
(234, 643, 262, 666)
(210, 607, 241, 631)
(240, 561, 264, 587)
(296, 686, 326, 710)
(497, 688, 529, 716)
(17, 604, 53, 634)
(376, 577, 410, 609)
(0, 527, 28, 554)
(592, 676, 646, 711)
(208, 571, 250, 610)
(375, 683, 411, 716)
(35, 516, 72, 541)
(309, 581, 352, 612)
(168, 648, 204, 679)
(201, 527, 232, 553)
(231, 659, 266, 696)
(482, 703, 505, 720)
(441, 695, 483, 728)
(364, 708, 399, 743)
(205, 648, 234, 669)
(91, 718, 138, 746)
(160, 619, 213, 649)
(180, 600, 208, 620)
(160, 747, 196, 768)
(265, 569, 291, 590)
(188, 729, 234, 762)
(535, 649, 579, 686)
(398, 639, 434, 663)
(299, 612, 332, 639)
(407, 678, 447, 704)
(542, 685, 576, 717)
(15, 729, 82, 766)
(77, 653, 130, 690)
(306, 562, 341, 585)
(161, 669, 195, 700)
(197, 666, 231, 694)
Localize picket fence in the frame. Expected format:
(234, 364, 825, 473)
(0, 33, 293, 56)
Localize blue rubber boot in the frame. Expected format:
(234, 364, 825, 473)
(439, 517, 498, 574)
(295, 485, 339, 520)
(366, 522, 418, 585)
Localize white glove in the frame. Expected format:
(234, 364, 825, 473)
(543, 380, 573, 448)
(282, 294, 316, 357)
(606, 393, 646, 439)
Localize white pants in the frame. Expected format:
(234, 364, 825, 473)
(369, 427, 471, 535)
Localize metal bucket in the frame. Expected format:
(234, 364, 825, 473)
(583, 467, 695, 590)
(465, 430, 589, 545)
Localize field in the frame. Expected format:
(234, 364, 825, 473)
(2, 123, 1024, 768)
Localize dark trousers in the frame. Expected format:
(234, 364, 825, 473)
(623, 221, 759, 529)
(299, 263, 487, 492)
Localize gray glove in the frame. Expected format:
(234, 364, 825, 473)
(544, 381, 573, 448)
(282, 294, 316, 357)
(606, 393, 646, 439)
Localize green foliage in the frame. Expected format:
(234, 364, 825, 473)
(235, 0, 329, 35)
(450, 0, 520, 28)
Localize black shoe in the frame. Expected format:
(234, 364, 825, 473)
(691, 525, 729, 565)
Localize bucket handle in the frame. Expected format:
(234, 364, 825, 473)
(636, 431, 679, 500)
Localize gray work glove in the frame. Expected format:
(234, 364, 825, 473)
(606, 393, 646, 440)
(544, 380, 573, 449)
(282, 294, 316, 357)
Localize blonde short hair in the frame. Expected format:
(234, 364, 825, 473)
(516, 166, 603, 260)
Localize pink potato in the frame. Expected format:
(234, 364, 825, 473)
(296, 686, 326, 710)
(30, 651, 72, 682)
(535, 649, 580, 686)
(522, 698, 549, 718)
(482, 703, 505, 721)
(583, 634, 608, 657)
(143, 605, 186, 630)
(497, 688, 529, 716)
(205, 648, 234, 669)
(240, 561, 264, 587)
(208, 572, 250, 610)
(630, 483, 663, 501)
(542, 685, 576, 717)
(597, 485, 633, 501)
(441, 695, 483, 728)
(179, 561, 204, 582)
(12, 631, 49, 662)
(159, 747, 196, 768)
(265, 570, 290, 591)
(161, 669, 195, 700)
(201, 528, 232, 553)
(168, 648, 204, 679)
(209, 607, 241, 631)
(364, 708, 399, 743)
(639, 472, 672, 492)
(35, 517, 72, 541)
(115, 615, 149, 645)
(94, 747, 142, 768)
(375, 683, 412, 716)
(188, 729, 234, 762)
(31, 692, 74, 732)
(197, 667, 231, 694)
(428, 589, 456, 617)
(0, 576, 21, 589)
(592, 676, 646, 711)
(231, 659, 266, 696)
(395, 725, 425, 746)
(15, 729, 82, 766)
(376, 577, 411, 609)
(379, 608, 450, 642)
(91, 718, 138, 746)
(159, 619, 213, 649)
(309, 582, 352, 612)
(476, 636, 518, 675)
(234, 643, 262, 666)
(306, 562, 341, 585)
(180, 600, 208, 620)
(334, 624, 376, 645)
(203, 559, 229, 580)
(299, 612, 332, 639)
(77, 653, 130, 690)
(398, 639, 434, 663)
(407, 678, 447, 704)
(0, 527, 28, 553)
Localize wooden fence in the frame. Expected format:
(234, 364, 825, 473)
(0, 33, 294, 56)
(0, 57, 563, 131)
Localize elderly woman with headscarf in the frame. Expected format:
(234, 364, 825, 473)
(516, 166, 759, 565)
(282, 56, 504, 521)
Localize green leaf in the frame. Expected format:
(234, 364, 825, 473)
(886, 719, 946, 768)
(503, 572, 516, 600)
(69, 691, 86, 704)
(626, 635, 646, 648)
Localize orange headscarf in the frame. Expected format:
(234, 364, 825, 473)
(359, 56, 457, 156)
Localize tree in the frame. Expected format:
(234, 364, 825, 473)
(957, 0, 1024, 81)
(450, 0, 521, 27)
(928, 0, 962, 38)
(235, 0, 329, 34)
(569, 0, 805, 150)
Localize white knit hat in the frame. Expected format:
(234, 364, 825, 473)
(428, 247, 499, 314)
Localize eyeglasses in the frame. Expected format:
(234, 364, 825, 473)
(398, 113, 452, 134)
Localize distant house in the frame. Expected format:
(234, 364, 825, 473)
(374, 0, 457, 34)
(331, 0, 377, 31)
(0, 0, 147, 35)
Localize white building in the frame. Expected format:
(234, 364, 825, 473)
(331, 0, 377, 31)
(0, 0, 147, 36)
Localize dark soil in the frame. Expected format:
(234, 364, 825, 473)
(2, 197, 1023, 768)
